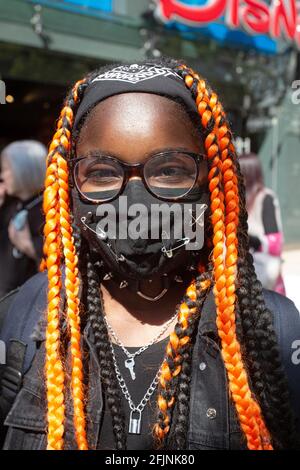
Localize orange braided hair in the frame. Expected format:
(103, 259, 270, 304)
(43, 79, 88, 449)
(44, 148, 64, 450)
(179, 66, 272, 450)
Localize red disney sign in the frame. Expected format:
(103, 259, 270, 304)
(155, 0, 300, 47)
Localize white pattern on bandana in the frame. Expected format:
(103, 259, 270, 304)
(91, 64, 182, 85)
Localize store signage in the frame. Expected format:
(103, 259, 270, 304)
(155, 0, 300, 51)
(63, 0, 112, 11)
(29, 0, 113, 13)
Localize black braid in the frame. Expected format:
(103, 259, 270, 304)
(153, 304, 193, 449)
(154, 269, 213, 451)
(170, 350, 192, 450)
(170, 269, 213, 450)
(230, 147, 270, 408)
(82, 246, 127, 450)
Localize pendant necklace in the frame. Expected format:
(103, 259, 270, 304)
(109, 340, 164, 434)
(103, 311, 177, 380)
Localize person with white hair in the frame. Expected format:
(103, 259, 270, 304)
(0, 140, 46, 297)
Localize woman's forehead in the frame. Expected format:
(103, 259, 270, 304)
(76, 93, 203, 158)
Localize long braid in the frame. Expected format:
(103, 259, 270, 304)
(152, 273, 212, 448)
(56, 121, 88, 447)
(208, 79, 272, 449)
(215, 108, 298, 447)
(179, 66, 272, 449)
(171, 270, 213, 450)
(212, 105, 298, 447)
(217, 114, 272, 448)
(83, 250, 127, 450)
(43, 79, 89, 449)
(43, 149, 65, 450)
(183, 63, 299, 448)
(214, 113, 276, 441)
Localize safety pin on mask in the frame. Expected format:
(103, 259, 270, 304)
(188, 203, 207, 228)
(81, 214, 107, 240)
(80, 214, 125, 263)
(161, 230, 190, 259)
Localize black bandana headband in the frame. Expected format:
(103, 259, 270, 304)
(74, 63, 198, 130)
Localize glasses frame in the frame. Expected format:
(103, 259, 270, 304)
(69, 150, 207, 203)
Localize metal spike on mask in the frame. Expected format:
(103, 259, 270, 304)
(119, 280, 128, 289)
(103, 272, 113, 281)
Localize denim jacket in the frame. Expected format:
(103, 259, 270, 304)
(1, 274, 300, 450)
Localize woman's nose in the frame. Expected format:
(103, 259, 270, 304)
(129, 175, 142, 181)
(128, 167, 142, 181)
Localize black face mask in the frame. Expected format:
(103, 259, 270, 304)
(72, 180, 210, 288)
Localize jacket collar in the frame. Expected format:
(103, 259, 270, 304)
(82, 285, 218, 343)
(196, 286, 218, 337)
(30, 284, 218, 344)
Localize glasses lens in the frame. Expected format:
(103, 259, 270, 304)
(74, 156, 124, 201)
(144, 152, 198, 199)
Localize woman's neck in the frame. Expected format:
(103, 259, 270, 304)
(100, 276, 190, 347)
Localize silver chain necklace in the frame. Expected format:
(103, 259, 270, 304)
(109, 340, 163, 434)
(103, 311, 177, 380)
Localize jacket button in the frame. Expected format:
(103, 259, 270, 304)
(206, 408, 217, 419)
(199, 362, 206, 371)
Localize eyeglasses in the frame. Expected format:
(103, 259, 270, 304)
(69, 150, 207, 203)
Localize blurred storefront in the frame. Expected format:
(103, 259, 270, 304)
(0, 0, 147, 149)
(0, 0, 299, 252)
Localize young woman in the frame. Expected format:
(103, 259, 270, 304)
(0, 58, 300, 451)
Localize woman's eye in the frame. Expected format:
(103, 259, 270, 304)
(86, 167, 119, 179)
(156, 166, 187, 178)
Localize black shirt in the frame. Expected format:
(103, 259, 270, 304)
(98, 336, 170, 450)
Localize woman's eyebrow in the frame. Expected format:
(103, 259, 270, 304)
(143, 146, 198, 157)
(77, 146, 200, 160)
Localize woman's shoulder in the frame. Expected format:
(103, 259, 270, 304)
(262, 288, 300, 422)
(262, 288, 300, 353)
(0, 272, 48, 321)
(262, 288, 300, 329)
(0, 288, 20, 332)
(0, 271, 48, 360)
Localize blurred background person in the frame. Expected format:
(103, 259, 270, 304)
(0, 140, 46, 298)
(0, 177, 18, 298)
(239, 153, 286, 295)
